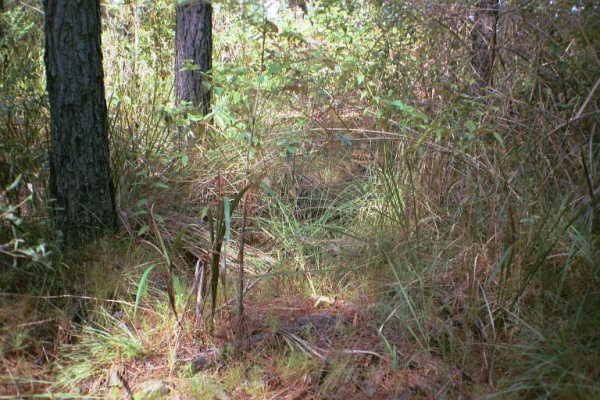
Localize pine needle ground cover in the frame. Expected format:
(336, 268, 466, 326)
(1, 1, 599, 399)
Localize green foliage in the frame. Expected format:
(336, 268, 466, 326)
(134, 264, 156, 318)
(205, 185, 251, 324)
(55, 309, 149, 390)
(0, 3, 46, 217)
(1, 175, 50, 291)
(2, 0, 600, 397)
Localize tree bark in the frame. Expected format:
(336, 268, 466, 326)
(0, 0, 4, 38)
(44, 0, 117, 247)
(471, 0, 499, 91)
(175, 0, 212, 116)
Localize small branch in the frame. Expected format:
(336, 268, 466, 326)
(19, 1, 43, 14)
(575, 76, 600, 120)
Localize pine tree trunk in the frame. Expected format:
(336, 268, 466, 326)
(175, 0, 212, 115)
(0, 0, 4, 38)
(471, 0, 499, 91)
(44, 0, 117, 247)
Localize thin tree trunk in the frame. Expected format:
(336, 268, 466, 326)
(44, 0, 117, 247)
(471, 0, 499, 91)
(0, 0, 4, 38)
(175, 0, 212, 115)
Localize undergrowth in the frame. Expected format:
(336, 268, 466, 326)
(1, 0, 599, 399)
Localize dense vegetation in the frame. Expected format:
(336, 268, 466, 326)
(1, 0, 599, 398)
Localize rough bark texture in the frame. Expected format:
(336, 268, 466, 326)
(44, 0, 117, 247)
(471, 0, 499, 90)
(175, 0, 212, 115)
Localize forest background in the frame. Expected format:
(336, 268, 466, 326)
(1, 0, 599, 399)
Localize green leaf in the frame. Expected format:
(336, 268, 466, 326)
(136, 198, 147, 208)
(6, 175, 22, 191)
(465, 120, 478, 132)
(214, 114, 226, 130)
(134, 265, 155, 318)
(181, 154, 189, 167)
(390, 100, 416, 115)
(286, 145, 298, 154)
(491, 131, 505, 147)
(137, 225, 150, 236)
(268, 63, 284, 74)
(188, 113, 204, 122)
(152, 182, 169, 189)
(153, 213, 164, 224)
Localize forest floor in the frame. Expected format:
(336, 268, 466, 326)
(1, 292, 481, 399)
(2, 3, 600, 399)
(1, 139, 491, 399)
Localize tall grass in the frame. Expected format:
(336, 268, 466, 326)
(1, 0, 598, 398)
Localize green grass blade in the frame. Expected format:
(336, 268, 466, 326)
(134, 264, 155, 318)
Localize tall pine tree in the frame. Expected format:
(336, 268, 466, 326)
(44, 0, 117, 247)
